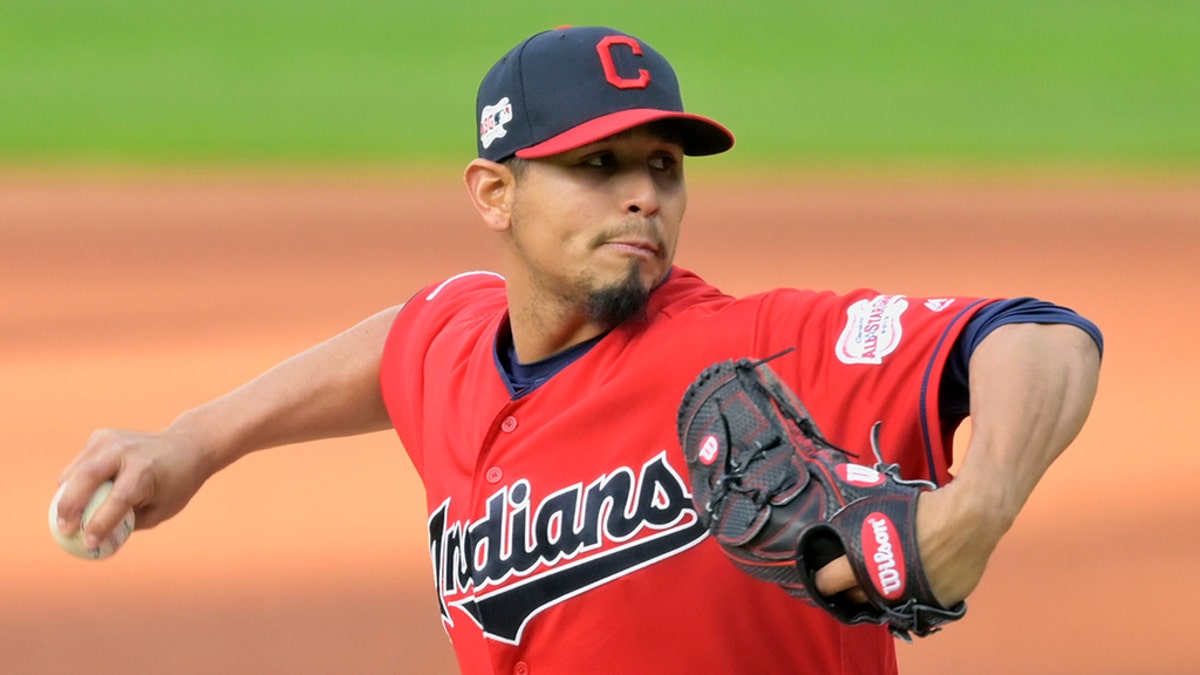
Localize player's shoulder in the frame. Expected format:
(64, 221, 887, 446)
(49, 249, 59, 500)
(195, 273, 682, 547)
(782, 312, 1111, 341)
(393, 270, 507, 333)
(657, 270, 992, 343)
(756, 286, 987, 317)
(421, 270, 506, 302)
(407, 270, 506, 311)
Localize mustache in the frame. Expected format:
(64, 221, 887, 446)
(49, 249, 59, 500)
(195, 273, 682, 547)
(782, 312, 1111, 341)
(588, 219, 667, 253)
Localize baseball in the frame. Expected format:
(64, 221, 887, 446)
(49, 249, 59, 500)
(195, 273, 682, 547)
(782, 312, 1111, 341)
(49, 480, 135, 560)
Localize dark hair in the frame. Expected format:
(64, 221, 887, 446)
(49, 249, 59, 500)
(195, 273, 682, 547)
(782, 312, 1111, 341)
(503, 156, 529, 179)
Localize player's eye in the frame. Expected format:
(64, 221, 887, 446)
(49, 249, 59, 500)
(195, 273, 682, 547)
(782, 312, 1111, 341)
(581, 152, 617, 169)
(649, 153, 680, 172)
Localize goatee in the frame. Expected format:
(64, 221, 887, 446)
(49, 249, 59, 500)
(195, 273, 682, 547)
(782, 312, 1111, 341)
(585, 263, 651, 328)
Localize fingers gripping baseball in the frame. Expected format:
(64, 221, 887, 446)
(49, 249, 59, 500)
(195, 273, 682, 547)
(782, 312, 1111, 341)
(55, 428, 208, 550)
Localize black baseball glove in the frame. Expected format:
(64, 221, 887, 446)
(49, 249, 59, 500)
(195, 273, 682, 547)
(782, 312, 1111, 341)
(676, 354, 966, 640)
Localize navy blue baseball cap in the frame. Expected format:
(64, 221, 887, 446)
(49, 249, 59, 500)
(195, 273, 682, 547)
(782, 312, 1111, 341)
(476, 26, 735, 162)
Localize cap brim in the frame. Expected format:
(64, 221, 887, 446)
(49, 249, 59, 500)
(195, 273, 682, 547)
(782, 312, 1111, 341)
(514, 108, 734, 159)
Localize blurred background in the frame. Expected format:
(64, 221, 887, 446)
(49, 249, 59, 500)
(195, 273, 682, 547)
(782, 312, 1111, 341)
(2, 2, 1197, 673)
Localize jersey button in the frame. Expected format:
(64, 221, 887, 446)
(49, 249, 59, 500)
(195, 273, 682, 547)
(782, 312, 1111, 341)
(486, 467, 503, 484)
(513, 662, 530, 675)
(501, 416, 518, 433)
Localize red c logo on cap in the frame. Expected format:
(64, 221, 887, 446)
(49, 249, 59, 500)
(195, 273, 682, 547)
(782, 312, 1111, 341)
(597, 35, 651, 90)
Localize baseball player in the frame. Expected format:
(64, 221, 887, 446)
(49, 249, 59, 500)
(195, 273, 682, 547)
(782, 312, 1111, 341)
(55, 26, 1102, 674)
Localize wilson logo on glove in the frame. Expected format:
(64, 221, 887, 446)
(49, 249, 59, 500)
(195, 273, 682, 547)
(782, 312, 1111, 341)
(863, 514, 906, 599)
(698, 435, 720, 465)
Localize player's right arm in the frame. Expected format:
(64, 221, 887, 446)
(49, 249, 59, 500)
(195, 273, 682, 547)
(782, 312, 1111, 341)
(53, 305, 404, 549)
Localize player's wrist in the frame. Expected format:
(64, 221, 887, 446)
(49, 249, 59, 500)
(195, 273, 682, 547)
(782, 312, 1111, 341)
(915, 483, 1009, 606)
(930, 477, 1014, 541)
(163, 406, 245, 479)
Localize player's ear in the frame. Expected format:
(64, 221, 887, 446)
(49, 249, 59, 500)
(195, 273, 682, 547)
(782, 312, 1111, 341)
(464, 158, 515, 233)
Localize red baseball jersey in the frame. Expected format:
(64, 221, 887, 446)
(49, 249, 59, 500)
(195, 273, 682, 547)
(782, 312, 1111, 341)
(380, 267, 993, 675)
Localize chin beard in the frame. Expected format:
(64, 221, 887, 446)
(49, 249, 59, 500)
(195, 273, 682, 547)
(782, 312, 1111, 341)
(585, 263, 651, 328)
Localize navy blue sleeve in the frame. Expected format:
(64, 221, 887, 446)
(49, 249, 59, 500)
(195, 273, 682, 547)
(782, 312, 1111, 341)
(939, 298, 1104, 421)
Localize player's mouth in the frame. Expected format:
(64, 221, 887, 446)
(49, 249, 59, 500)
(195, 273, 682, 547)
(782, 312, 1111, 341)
(602, 238, 662, 261)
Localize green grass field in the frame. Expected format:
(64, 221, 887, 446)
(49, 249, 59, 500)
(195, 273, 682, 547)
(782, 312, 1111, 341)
(2, 0, 1197, 169)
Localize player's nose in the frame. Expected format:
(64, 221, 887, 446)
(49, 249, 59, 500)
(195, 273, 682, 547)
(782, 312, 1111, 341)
(619, 168, 662, 216)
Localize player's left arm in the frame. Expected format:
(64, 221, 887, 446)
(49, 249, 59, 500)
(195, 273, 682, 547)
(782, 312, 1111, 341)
(913, 322, 1101, 604)
(816, 321, 1101, 606)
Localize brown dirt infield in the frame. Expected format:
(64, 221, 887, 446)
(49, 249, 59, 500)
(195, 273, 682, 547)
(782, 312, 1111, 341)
(2, 170, 1197, 674)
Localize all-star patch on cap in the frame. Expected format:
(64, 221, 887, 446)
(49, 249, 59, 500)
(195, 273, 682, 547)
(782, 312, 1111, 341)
(476, 26, 735, 162)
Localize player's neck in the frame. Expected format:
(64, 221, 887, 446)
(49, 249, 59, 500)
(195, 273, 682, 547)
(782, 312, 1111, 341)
(507, 300, 608, 364)
(497, 260, 609, 362)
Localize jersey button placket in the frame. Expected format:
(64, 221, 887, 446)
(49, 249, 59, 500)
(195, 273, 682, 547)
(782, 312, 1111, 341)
(482, 414, 518, 486)
(487, 417, 517, 484)
(499, 416, 528, 675)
